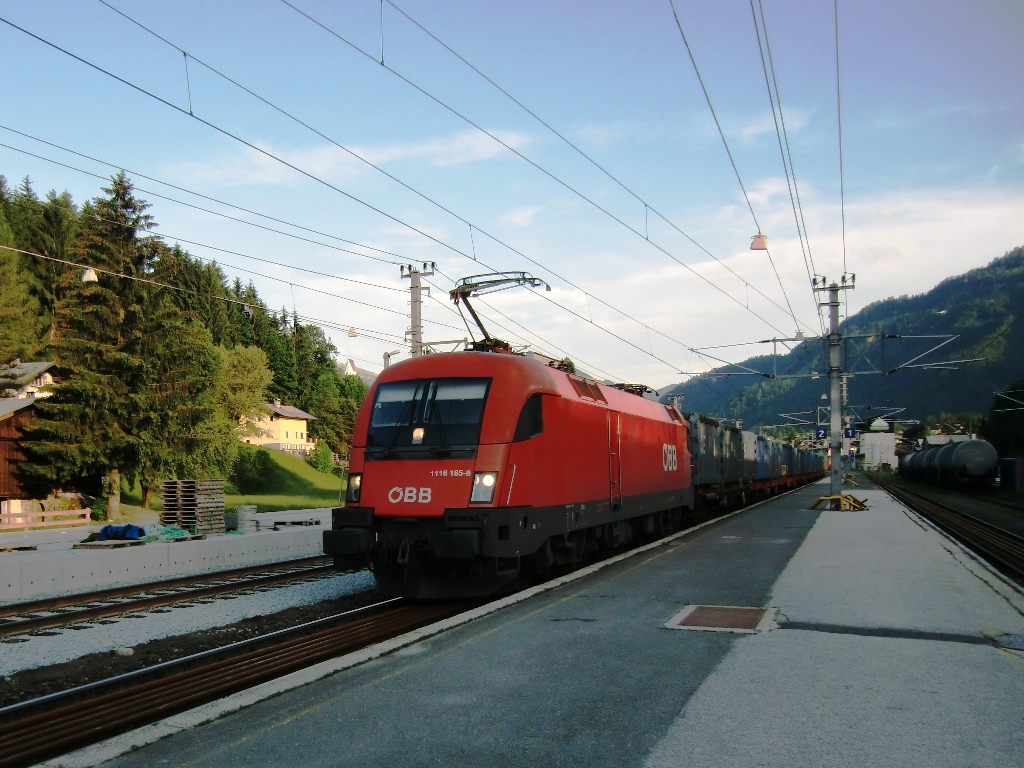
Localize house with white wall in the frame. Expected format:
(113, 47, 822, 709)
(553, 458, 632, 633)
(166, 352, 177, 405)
(243, 400, 317, 455)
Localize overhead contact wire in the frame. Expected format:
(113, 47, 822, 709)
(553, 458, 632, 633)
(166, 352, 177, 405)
(834, 0, 847, 276)
(749, 0, 823, 334)
(275, 0, 805, 337)
(383, 0, 800, 330)
(1, 13, 768, 376)
(666, 0, 800, 333)
(0, 131, 405, 266)
(1, 244, 405, 349)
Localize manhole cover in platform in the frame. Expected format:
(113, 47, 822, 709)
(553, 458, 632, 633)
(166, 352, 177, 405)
(665, 605, 777, 634)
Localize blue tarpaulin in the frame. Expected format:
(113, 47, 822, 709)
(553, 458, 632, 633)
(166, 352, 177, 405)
(97, 524, 145, 541)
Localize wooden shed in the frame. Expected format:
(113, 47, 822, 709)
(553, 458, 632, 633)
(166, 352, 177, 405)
(0, 396, 36, 500)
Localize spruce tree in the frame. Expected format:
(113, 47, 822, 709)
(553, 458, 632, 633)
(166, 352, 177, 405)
(21, 174, 219, 513)
(0, 204, 39, 360)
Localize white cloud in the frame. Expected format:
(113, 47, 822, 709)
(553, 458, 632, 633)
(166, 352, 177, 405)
(868, 103, 1004, 132)
(166, 145, 307, 187)
(573, 122, 639, 150)
(498, 206, 543, 227)
(472, 184, 1024, 386)
(164, 129, 532, 188)
(351, 129, 530, 167)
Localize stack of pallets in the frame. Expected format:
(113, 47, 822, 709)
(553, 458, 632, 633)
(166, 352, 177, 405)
(160, 480, 225, 535)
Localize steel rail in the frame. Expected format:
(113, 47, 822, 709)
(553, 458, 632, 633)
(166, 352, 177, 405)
(873, 477, 1024, 578)
(0, 557, 338, 637)
(0, 598, 401, 717)
(0, 555, 332, 619)
(0, 599, 468, 768)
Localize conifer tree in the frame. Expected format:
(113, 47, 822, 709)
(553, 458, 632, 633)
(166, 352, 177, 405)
(0, 203, 39, 360)
(21, 174, 219, 513)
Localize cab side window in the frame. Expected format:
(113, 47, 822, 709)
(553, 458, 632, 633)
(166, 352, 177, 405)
(513, 394, 543, 442)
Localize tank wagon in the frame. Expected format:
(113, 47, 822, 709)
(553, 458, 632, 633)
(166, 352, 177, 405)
(899, 439, 998, 484)
(325, 351, 825, 598)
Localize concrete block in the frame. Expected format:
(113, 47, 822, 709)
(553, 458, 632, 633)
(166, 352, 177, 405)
(134, 544, 170, 582)
(197, 536, 225, 572)
(64, 551, 104, 593)
(222, 536, 246, 569)
(0, 560, 21, 603)
(101, 548, 138, 587)
(270, 532, 294, 561)
(20, 556, 66, 599)
(167, 541, 199, 576)
(294, 528, 323, 557)
(246, 534, 272, 564)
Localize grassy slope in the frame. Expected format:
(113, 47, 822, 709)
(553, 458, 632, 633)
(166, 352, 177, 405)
(225, 449, 341, 513)
(120, 450, 342, 516)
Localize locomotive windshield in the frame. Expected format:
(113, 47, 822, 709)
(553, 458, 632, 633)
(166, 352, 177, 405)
(365, 378, 491, 459)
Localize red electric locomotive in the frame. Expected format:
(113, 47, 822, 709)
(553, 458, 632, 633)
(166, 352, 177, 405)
(325, 351, 692, 598)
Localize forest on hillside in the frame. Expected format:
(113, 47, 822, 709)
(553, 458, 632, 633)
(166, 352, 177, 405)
(0, 172, 368, 506)
(662, 247, 1024, 445)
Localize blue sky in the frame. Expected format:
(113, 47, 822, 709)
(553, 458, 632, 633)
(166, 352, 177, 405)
(1, 0, 1022, 386)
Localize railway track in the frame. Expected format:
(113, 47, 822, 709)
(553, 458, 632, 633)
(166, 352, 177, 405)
(0, 598, 470, 768)
(0, 556, 337, 638)
(873, 476, 1024, 579)
(0, 485, 825, 767)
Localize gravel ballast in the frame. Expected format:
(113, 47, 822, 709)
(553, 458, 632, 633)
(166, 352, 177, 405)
(0, 570, 375, 677)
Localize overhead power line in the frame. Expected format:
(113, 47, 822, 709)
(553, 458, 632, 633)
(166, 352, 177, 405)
(667, 0, 759, 231)
(94, 0, 808, 346)
(748, 0, 823, 334)
(666, 0, 800, 333)
(834, 0, 848, 276)
(0, 126, 404, 266)
(272, 0, 809, 337)
(0, 244, 404, 348)
(0, 18, 687, 374)
(753, 0, 818, 280)
(0, 12, 774, 378)
(380, 0, 807, 334)
(0, 127, 667, 378)
(424, 269, 630, 384)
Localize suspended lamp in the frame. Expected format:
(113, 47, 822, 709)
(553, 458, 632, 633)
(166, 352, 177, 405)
(750, 233, 768, 251)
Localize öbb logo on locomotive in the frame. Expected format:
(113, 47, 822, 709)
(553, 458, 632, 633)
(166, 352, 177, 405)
(388, 486, 433, 503)
(662, 444, 678, 471)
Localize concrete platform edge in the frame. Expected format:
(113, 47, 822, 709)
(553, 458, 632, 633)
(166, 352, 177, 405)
(895, 498, 1024, 610)
(35, 488, 814, 768)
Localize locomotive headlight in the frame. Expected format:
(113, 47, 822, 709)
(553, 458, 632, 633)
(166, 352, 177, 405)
(470, 472, 498, 503)
(412, 427, 425, 445)
(346, 473, 362, 504)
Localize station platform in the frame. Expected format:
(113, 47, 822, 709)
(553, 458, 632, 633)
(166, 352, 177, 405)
(0, 526, 324, 604)
(80, 480, 1024, 767)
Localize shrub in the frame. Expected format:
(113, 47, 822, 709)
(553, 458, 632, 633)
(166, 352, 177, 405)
(232, 443, 275, 493)
(306, 441, 334, 474)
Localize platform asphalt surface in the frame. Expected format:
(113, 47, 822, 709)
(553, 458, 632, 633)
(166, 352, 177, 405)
(101, 486, 823, 768)
(98, 481, 1024, 767)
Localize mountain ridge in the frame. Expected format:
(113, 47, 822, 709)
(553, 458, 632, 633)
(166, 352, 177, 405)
(660, 246, 1024, 429)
